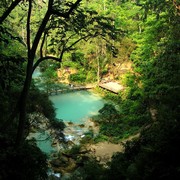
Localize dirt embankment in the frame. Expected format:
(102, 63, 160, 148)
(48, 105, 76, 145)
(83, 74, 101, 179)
(86, 142, 124, 164)
(86, 133, 140, 164)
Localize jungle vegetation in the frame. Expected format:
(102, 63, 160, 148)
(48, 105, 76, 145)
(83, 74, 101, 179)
(0, 0, 180, 179)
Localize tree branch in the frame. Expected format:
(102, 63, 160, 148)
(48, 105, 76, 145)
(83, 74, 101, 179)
(0, 0, 21, 24)
(40, 32, 47, 58)
(33, 34, 93, 72)
(31, 0, 53, 59)
(27, 0, 32, 55)
(33, 56, 62, 72)
(0, 26, 26, 46)
(51, 0, 82, 18)
(65, 33, 97, 51)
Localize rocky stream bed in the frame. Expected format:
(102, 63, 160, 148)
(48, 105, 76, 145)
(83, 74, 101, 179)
(27, 113, 125, 179)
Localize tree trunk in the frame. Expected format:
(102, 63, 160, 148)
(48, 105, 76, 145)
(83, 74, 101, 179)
(15, 60, 33, 146)
(97, 58, 100, 84)
(14, 0, 83, 147)
(15, 0, 51, 147)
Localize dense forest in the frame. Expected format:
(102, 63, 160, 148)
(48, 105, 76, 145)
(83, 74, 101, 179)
(0, 0, 180, 179)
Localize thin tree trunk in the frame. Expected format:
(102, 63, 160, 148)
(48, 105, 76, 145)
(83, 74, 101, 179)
(14, 0, 83, 146)
(15, 60, 33, 146)
(15, 1, 52, 146)
(97, 58, 100, 84)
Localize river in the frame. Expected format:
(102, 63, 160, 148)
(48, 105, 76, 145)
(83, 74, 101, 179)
(49, 90, 105, 124)
(32, 68, 105, 154)
(34, 90, 105, 155)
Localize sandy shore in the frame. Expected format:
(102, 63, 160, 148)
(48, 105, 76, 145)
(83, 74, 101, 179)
(86, 133, 140, 164)
(86, 142, 124, 164)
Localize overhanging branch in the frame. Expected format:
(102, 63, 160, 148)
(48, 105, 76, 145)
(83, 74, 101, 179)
(65, 33, 96, 51)
(51, 0, 82, 18)
(33, 56, 62, 72)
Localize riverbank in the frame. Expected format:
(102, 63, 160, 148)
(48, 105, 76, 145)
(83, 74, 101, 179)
(27, 112, 140, 179)
(49, 125, 125, 178)
(86, 142, 124, 164)
(63, 119, 99, 144)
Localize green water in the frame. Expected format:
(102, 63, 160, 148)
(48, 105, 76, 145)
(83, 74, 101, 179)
(37, 90, 104, 154)
(33, 89, 105, 154)
(49, 90, 105, 124)
(29, 132, 56, 155)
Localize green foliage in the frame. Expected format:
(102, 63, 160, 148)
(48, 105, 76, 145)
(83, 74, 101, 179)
(62, 60, 78, 69)
(0, 25, 26, 90)
(28, 86, 56, 120)
(80, 159, 105, 180)
(95, 87, 122, 104)
(80, 130, 94, 144)
(70, 158, 105, 180)
(93, 70, 150, 142)
(0, 25, 26, 126)
(92, 102, 142, 141)
(71, 144, 82, 154)
(99, 103, 119, 117)
(0, 137, 48, 180)
(107, 109, 180, 179)
(93, 134, 109, 143)
(50, 118, 65, 131)
(86, 70, 97, 82)
(66, 144, 82, 157)
(69, 71, 87, 83)
(1, 0, 180, 179)
(105, 0, 180, 179)
(0, 58, 58, 179)
(28, 85, 65, 141)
